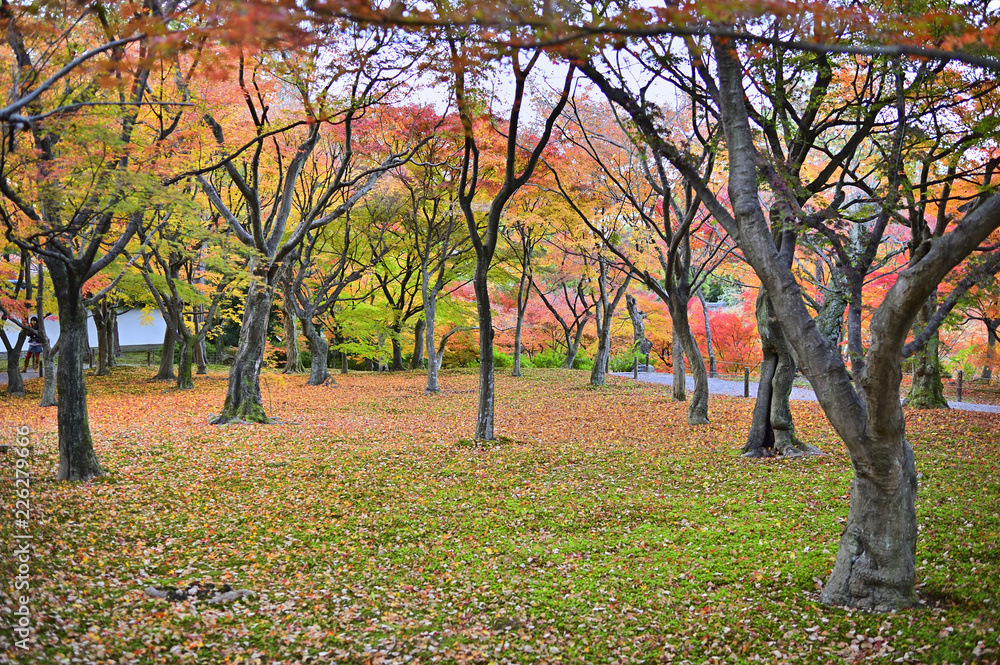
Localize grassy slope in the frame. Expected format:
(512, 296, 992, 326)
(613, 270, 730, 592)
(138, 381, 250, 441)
(1, 368, 998, 664)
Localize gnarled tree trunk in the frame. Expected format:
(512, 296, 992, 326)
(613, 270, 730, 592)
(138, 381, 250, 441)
(904, 293, 948, 408)
(281, 289, 302, 374)
(211, 281, 274, 424)
(155, 326, 176, 381)
(303, 317, 332, 386)
(3, 332, 26, 396)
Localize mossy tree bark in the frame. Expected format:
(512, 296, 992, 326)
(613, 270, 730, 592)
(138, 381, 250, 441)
(904, 294, 948, 409)
(211, 281, 274, 423)
(303, 318, 332, 386)
(155, 322, 176, 380)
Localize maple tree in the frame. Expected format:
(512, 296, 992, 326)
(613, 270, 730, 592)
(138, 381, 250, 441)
(0, 0, 199, 480)
(189, 30, 422, 423)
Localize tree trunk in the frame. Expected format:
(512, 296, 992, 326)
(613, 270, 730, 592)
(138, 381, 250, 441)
(303, 318, 332, 386)
(48, 262, 103, 481)
(410, 318, 425, 369)
(513, 270, 530, 378)
(698, 291, 717, 378)
(155, 326, 176, 380)
(591, 311, 611, 387)
(211, 281, 274, 424)
(40, 342, 57, 407)
(561, 321, 587, 369)
(670, 304, 710, 425)
(390, 326, 404, 371)
(176, 335, 195, 390)
(112, 312, 121, 359)
(195, 336, 208, 375)
(92, 302, 112, 376)
(672, 335, 686, 401)
(904, 294, 948, 409)
(425, 290, 441, 393)
(473, 263, 495, 440)
(743, 290, 816, 456)
(819, 427, 918, 612)
(4, 333, 26, 396)
(281, 292, 302, 374)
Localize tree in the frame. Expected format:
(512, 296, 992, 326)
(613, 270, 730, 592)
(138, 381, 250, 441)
(0, 0, 193, 480)
(192, 31, 420, 423)
(571, 12, 1000, 610)
(449, 33, 574, 440)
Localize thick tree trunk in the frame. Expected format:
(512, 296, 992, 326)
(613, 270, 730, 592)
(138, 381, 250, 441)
(49, 262, 103, 481)
(591, 310, 611, 387)
(904, 295, 948, 409)
(472, 264, 495, 440)
(211, 281, 274, 424)
(281, 293, 302, 374)
(819, 428, 918, 611)
(303, 318, 332, 386)
(155, 326, 176, 381)
(743, 291, 816, 457)
(112, 312, 121, 359)
(4, 334, 26, 396)
(410, 318, 425, 370)
(176, 335, 195, 390)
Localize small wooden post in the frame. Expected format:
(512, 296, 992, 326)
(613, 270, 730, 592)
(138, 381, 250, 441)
(744, 367, 750, 397)
(633, 357, 638, 379)
(957, 369, 963, 402)
(147, 349, 151, 366)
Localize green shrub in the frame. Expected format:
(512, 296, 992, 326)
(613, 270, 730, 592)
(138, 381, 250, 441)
(493, 351, 513, 368)
(531, 348, 564, 368)
(299, 349, 312, 368)
(572, 351, 593, 371)
(609, 349, 645, 372)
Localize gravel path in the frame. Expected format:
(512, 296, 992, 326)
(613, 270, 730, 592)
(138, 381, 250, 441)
(612, 371, 1000, 414)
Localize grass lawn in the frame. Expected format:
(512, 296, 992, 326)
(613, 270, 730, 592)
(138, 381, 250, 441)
(1, 367, 998, 664)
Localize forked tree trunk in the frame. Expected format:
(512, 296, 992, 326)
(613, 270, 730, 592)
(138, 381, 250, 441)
(92, 303, 113, 376)
(303, 318, 331, 386)
(905, 294, 948, 409)
(561, 322, 587, 369)
(49, 262, 103, 481)
(472, 264, 495, 440)
(512, 271, 530, 378)
(4, 333, 26, 396)
(411, 318, 425, 369)
(743, 291, 817, 457)
(211, 281, 274, 424)
(155, 326, 176, 381)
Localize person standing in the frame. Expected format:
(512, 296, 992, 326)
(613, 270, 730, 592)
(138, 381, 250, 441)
(22, 316, 42, 373)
